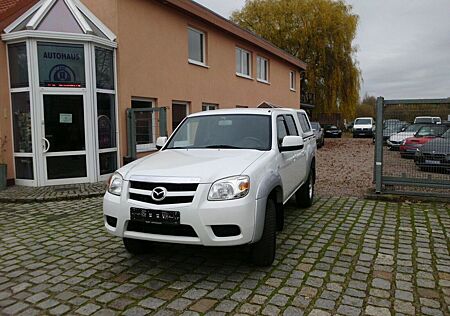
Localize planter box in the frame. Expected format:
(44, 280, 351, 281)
(0, 164, 6, 190)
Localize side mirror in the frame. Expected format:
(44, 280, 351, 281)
(156, 137, 168, 150)
(280, 136, 304, 152)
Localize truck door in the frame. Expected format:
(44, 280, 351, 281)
(277, 115, 303, 201)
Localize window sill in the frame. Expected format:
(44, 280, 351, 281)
(188, 59, 209, 68)
(236, 73, 253, 80)
(290, 88, 297, 92)
(257, 79, 270, 85)
(136, 145, 157, 153)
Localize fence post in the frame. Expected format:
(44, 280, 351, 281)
(375, 97, 384, 194)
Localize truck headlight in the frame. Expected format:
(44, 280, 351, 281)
(401, 139, 406, 145)
(208, 176, 250, 201)
(108, 173, 123, 196)
(416, 148, 423, 156)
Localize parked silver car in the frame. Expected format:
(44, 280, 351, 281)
(311, 122, 325, 148)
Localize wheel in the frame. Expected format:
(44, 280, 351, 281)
(353, 134, 357, 138)
(296, 166, 315, 208)
(123, 238, 150, 255)
(251, 199, 276, 266)
(276, 204, 284, 231)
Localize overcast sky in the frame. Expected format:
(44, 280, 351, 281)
(195, 0, 450, 100)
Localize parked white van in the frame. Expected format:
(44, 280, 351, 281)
(352, 117, 375, 138)
(414, 116, 441, 124)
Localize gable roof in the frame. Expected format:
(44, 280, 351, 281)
(0, 0, 36, 30)
(1, 0, 307, 70)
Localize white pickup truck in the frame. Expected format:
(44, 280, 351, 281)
(103, 108, 316, 266)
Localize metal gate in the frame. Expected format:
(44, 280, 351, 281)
(125, 107, 167, 162)
(374, 97, 450, 198)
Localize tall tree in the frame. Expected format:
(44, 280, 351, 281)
(231, 0, 361, 119)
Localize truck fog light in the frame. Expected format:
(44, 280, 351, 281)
(208, 176, 250, 201)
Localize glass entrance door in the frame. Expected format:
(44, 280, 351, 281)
(42, 94, 88, 183)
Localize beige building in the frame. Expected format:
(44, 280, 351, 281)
(0, 0, 306, 187)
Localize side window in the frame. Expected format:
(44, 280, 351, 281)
(285, 115, 299, 136)
(277, 116, 288, 145)
(297, 113, 312, 133)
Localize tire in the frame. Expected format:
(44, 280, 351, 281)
(353, 134, 357, 138)
(251, 199, 276, 266)
(123, 238, 150, 255)
(276, 204, 284, 231)
(296, 166, 315, 208)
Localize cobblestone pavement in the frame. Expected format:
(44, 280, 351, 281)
(1, 197, 449, 315)
(0, 182, 107, 203)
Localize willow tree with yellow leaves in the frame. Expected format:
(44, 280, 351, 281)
(231, 0, 361, 119)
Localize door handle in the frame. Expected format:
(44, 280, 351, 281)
(43, 137, 50, 153)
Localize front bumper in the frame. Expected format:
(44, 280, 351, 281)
(103, 183, 265, 247)
(400, 145, 420, 158)
(353, 129, 373, 137)
(387, 140, 402, 149)
(415, 155, 450, 170)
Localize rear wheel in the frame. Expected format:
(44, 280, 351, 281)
(251, 199, 276, 266)
(296, 166, 315, 208)
(123, 238, 151, 255)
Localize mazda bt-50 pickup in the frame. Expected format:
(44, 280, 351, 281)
(103, 108, 316, 266)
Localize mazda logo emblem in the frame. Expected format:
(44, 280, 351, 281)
(151, 187, 167, 201)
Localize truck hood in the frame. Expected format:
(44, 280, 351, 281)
(120, 149, 267, 183)
(354, 124, 373, 129)
(390, 132, 415, 142)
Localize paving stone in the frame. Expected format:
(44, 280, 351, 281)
(122, 306, 149, 316)
(139, 297, 166, 310)
(365, 305, 391, 316)
(49, 304, 71, 315)
(189, 299, 217, 313)
(183, 289, 208, 300)
(337, 304, 361, 316)
(214, 300, 238, 313)
(394, 300, 415, 315)
(167, 298, 192, 311)
(75, 303, 101, 316)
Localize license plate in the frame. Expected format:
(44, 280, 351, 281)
(425, 160, 440, 165)
(130, 208, 180, 225)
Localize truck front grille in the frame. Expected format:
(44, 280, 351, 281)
(128, 181, 198, 205)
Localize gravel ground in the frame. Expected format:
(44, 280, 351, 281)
(316, 137, 374, 198)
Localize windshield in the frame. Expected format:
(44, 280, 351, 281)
(405, 124, 424, 133)
(415, 117, 432, 124)
(442, 129, 450, 138)
(416, 126, 448, 137)
(165, 114, 272, 150)
(355, 118, 372, 125)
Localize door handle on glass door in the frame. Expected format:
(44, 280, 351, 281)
(43, 137, 50, 153)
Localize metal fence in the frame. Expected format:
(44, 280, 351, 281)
(125, 107, 167, 162)
(374, 97, 450, 198)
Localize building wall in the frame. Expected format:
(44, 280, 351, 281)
(85, 0, 302, 161)
(0, 41, 14, 180)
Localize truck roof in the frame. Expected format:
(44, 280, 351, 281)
(188, 108, 305, 118)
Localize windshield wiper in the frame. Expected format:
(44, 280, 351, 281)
(205, 145, 242, 149)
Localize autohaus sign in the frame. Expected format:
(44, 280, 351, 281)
(37, 42, 86, 88)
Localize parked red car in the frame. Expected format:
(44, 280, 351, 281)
(400, 125, 449, 158)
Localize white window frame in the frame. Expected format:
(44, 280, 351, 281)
(131, 97, 156, 153)
(188, 27, 207, 67)
(290, 71, 296, 91)
(236, 47, 252, 79)
(202, 103, 218, 111)
(257, 56, 269, 83)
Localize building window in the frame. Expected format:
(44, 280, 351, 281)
(188, 27, 206, 65)
(37, 42, 86, 88)
(202, 103, 218, 111)
(132, 98, 156, 152)
(257, 56, 269, 83)
(95, 47, 114, 90)
(236, 47, 251, 77)
(172, 102, 189, 131)
(290, 71, 296, 91)
(8, 43, 29, 88)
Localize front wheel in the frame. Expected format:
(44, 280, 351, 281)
(250, 199, 276, 266)
(296, 167, 315, 208)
